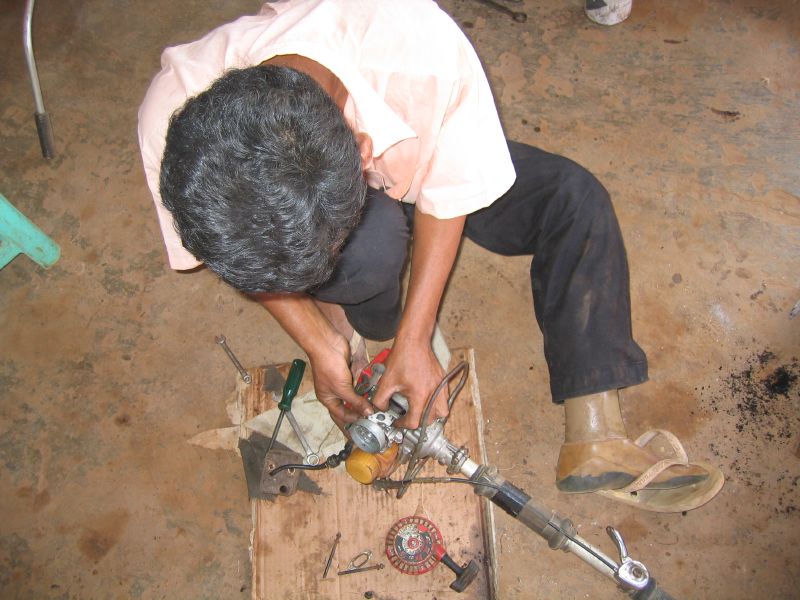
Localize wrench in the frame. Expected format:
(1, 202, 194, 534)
(285, 409, 320, 465)
(215, 335, 252, 384)
(475, 0, 528, 22)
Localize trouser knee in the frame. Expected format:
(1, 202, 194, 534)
(312, 190, 409, 305)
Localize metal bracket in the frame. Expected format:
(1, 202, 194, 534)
(606, 527, 650, 591)
(260, 448, 301, 496)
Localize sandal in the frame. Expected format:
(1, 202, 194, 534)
(595, 430, 724, 513)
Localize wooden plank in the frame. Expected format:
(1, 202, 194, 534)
(241, 348, 496, 600)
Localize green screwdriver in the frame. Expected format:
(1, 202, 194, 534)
(265, 358, 306, 458)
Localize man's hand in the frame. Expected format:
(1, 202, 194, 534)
(308, 333, 374, 432)
(371, 338, 447, 429)
(369, 209, 465, 430)
(251, 291, 373, 434)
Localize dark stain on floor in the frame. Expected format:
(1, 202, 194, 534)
(77, 509, 130, 563)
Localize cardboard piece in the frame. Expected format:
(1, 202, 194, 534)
(238, 348, 497, 600)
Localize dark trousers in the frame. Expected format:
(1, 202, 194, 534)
(312, 141, 648, 402)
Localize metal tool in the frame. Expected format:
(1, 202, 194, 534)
(385, 515, 479, 592)
(215, 335, 252, 384)
(338, 552, 382, 577)
(264, 359, 306, 459)
(337, 563, 384, 576)
(285, 410, 320, 465)
(474, 0, 528, 22)
(322, 532, 341, 579)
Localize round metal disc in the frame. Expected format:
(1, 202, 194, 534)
(385, 515, 444, 575)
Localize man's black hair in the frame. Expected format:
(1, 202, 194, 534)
(159, 65, 367, 293)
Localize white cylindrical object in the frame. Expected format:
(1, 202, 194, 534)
(585, 0, 633, 26)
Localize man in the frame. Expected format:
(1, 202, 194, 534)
(139, 0, 720, 510)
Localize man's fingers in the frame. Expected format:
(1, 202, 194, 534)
(345, 391, 375, 417)
(371, 380, 397, 411)
(394, 394, 449, 429)
(319, 394, 372, 425)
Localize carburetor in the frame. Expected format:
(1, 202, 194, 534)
(346, 349, 472, 477)
(346, 349, 408, 454)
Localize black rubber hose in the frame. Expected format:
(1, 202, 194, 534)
(268, 441, 353, 476)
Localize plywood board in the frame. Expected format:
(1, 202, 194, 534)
(239, 348, 496, 600)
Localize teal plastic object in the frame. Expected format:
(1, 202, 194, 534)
(0, 193, 60, 269)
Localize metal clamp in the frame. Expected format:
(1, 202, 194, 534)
(606, 527, 650, 591)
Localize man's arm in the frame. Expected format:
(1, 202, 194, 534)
(371, 208, 466, 428)
(250, 292, 374, 430)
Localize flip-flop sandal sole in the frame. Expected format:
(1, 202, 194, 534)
(597, 461, 724, 513)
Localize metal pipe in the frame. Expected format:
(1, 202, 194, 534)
(23, 0, 45, 114)
(23, 0, 55, 159)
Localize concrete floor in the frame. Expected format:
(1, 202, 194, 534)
(1, 0, 798, 598)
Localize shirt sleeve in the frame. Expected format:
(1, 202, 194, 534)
(414, 36, 516, 219)
(137, 65, 204, 271)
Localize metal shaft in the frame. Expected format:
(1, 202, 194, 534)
(338, 563, 384, 576)
(285, 410, 320, 465)
(264, 410, 285, 458)
(322, 532, 341, 578)
(215, 335, 252, 384)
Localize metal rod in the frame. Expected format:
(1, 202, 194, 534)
(337, 563, 384, 576)
(322, 532, 341, 579)
(264, 411, 285, 458)
(23, 0, 45, 114)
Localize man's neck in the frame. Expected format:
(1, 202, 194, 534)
(262, 54, 348, 111)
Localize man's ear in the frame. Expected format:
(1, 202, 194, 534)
(355, 132, 374, 171)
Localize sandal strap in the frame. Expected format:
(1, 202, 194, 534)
(618, 458, 690, 493)
(633, 429, 689, 464)
(618, 430, 691, 493)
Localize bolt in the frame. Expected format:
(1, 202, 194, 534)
(338, 563, 385, 576)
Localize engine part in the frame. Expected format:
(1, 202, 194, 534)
(347, 394, 407, 454)
(259, 448, 302, 496)
(269, 442, 353, 476)
(346, 354, 676, 599)
(385, 515, 443, 575)
(345, 444, 399, 484)
(385, 515, 478, 593)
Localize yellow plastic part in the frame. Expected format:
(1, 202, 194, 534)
(345, 445, 399, 484)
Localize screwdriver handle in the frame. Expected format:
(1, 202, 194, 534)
(279, 359, 306, 411)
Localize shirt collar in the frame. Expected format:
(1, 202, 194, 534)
(253, 44, 417, 158)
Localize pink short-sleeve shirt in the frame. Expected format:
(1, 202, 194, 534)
(138, 0, 516, 270)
